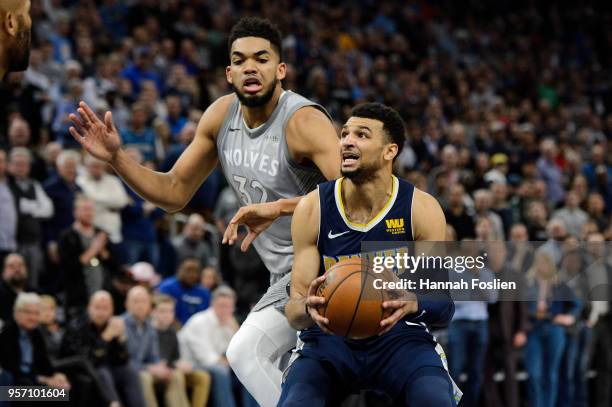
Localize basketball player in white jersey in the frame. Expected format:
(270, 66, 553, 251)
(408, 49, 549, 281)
(69, 17, 341, 407)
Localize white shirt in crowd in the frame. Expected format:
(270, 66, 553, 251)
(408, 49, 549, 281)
(77, 173, 129, 243)
(179, 308, 237, 367)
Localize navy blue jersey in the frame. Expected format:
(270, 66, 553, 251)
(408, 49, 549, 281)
(314, 175, 454, 329)
(288, 177, 461, 404)
(317, 175, 414, 275)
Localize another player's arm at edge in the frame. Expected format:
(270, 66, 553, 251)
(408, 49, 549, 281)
(410, 189, 455, 328)
(106, 95, 233, 213)
(284, 190, 329, 331)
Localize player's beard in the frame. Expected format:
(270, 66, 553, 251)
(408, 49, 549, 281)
(341, 160, 380, 184)
(234, 77, 278, 108)
(7, 16, 31, 73)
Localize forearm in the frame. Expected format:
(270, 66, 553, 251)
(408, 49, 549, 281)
(285, 298, 313, 330)
(110, 149, 187, 212)
(276, 196, 304, 216)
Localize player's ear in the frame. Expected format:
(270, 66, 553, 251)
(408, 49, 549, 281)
(2, 11, 18, 37)
(276, 62, 287, 81)
(225, 65, 233, 85)
(384, 143, 398, 161)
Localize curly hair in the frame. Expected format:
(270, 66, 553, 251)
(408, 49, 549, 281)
(228, 17, 283, 60)
(351, 103, 406, 158)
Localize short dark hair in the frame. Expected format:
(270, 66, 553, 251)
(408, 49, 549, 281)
(351, 103, 406, 158)
(228, 17, 283, 60)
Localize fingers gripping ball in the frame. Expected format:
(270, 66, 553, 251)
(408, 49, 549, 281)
(316, 258, 391, 339)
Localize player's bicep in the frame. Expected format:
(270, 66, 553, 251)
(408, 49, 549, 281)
(413, 189, 447, 241)
(286, 107, 341, 181)
(168, 96, 232, 202)
(290, 190, 321, 300)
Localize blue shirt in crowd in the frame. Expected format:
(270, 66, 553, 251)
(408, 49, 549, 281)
(157, 277, 210, 325)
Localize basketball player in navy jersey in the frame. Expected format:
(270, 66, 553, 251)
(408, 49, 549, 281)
(69, 17, 341, 407)
(282, 103, 460, 406)
(0, 0, 32, 80)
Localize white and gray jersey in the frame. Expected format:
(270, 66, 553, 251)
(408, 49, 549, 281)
(217, 90, 330, 286)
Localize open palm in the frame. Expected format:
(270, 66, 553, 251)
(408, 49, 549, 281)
(69, 101, 121, 162)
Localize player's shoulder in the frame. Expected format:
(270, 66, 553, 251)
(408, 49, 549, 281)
(411, 187, 444, 215)
(285, 101, 333, 136)
(197, 94, 237, 138)
(297, 188, 320, 212)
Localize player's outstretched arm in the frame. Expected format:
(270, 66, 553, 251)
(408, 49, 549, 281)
(285, 190, 330, 332)
(223, 106, 342, 251)
(70, 96, 232, 213)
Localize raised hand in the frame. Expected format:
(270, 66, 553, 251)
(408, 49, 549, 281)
(69, 101, 121, 163)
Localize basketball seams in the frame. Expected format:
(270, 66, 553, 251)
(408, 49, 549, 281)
(319, 268, 362, 319)
(344, 270, 370, 337)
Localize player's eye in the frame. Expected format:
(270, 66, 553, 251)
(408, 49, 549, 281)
(258, 58, 268, 63)
(340, 131, 348, 138)
(233, 59, 243, 65)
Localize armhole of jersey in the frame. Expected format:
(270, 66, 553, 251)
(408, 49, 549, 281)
(316, 186, 322, 248)
(282, 103, 333, 173)
(215, 96, 239, 149)
(410, 187, 415, 241)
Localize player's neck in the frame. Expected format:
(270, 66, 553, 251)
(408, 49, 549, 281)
(342, 173, 394, 220)
(242, 86, 283, 128)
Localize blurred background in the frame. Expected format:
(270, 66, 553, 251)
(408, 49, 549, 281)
(0, 1, 611, 406)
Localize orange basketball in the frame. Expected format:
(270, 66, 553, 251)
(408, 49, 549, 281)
(316, 258, 391, 339)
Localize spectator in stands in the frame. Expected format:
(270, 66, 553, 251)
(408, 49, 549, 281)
(38, 295, 63, 360)
(0, 150, 17, 267)
(202, 266, 222, 291)
(525, 252, 582, 407)
(179, 286, 254, 407)
(507, 223, 534, 274)
(121, 148, 163, 266)
(525, 200, 550, 241)
(43, 150, 82, 268)
(8, 147, 53, 289)
(538, 218, 569, 266)
(444, 184, 475, 240)
(490, 182, 514, 236)
(482, 243, 528, 407)
(166, 94, 188, 140)
(152, 294, 211, 407)
(77, 155, 129, 245)
(474, 189, 505, 240)
(484, 153, 509, 185)
(120, 102, 156, 162)
(120, 47, 161, 96)
(123, 286, 190, 407)
(129, 261, 161, 290)
(0, 253, 29, 325)
(584, 233, 611, 407)
(0, 293, 70, 389)
(537, 138, 565, 207)
(586, 192, 608, 232)
(448, 235, 499, 407)
(172, 214, 214, 267)
(7, 118, 47, 181)
(552, 190, 589, 238)
(60, 290, 144, 407)
(58, 196, 114, 319)
(158, 257, 210, 325)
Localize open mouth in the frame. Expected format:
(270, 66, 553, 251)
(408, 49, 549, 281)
(342, 151, 360, 165)
(243, 77, 263, 94)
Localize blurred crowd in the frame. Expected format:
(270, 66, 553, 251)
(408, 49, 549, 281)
(0, 0, 611, 406)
